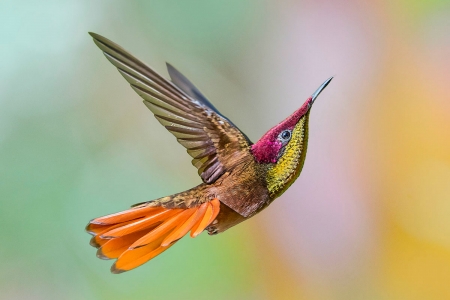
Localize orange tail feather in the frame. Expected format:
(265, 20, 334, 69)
(102, 209, 181, 238)
(161, 208, 205, 246)
(87, 199, 221, 273)
(129, 208, 194, 249)
(98, 228, 156, 259)
(191, 202, 214, 237)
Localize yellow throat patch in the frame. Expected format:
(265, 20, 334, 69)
(266, 113, 310, 198)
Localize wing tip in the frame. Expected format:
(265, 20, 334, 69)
(88, 32, 102, 41)
(166, 62, 174, 70)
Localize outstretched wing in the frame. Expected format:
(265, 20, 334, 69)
(165, 63, 219, 115)
(89, 32, 251, 184)
(166, 63, 250, 135)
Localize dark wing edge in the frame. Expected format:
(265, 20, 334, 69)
(88, 32, 251, 184)
(166, 63, 253, 143)
(165, 63, 220, 114)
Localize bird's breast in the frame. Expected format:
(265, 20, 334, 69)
(207, 158, 270, 219)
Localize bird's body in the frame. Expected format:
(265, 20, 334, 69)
(86, 32, 332, 273)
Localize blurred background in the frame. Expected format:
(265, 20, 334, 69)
(1, 0, 450, 299)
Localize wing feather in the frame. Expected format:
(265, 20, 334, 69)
(89, 32, 252, 184)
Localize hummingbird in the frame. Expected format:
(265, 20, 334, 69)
(86, 32, 333, 274)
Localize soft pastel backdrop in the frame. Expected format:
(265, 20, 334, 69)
(1, 0, 450, 299)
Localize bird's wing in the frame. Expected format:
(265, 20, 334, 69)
(89, 33, 251, 184)
(165, 63, 218, 115)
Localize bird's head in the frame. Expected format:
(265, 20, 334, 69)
(251, 77, 333, 198)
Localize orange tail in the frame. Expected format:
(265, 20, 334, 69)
(86, 199, 220, 273)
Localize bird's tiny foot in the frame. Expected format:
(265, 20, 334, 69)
(207, 226, 219, 235)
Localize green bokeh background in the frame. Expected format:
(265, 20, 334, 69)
(2, 0, 450, 299)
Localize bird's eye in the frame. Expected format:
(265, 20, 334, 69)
(279, 130, 292, 142)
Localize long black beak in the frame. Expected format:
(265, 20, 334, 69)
(311, 77, 333, 104)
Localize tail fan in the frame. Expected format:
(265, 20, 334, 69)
(86, 199, 221, 274)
